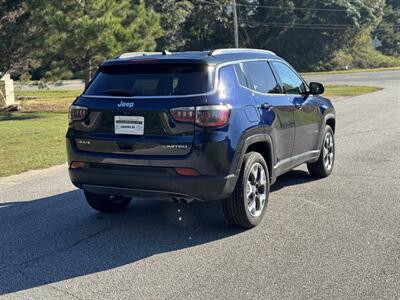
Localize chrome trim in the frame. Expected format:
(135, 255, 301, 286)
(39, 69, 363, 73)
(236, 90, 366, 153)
(196, 104, 231, 111)
(81, 93, 214, 99)
(170, 106, 195, 111)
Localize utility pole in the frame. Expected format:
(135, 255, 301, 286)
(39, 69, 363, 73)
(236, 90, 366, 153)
(232, 0, 239, 48)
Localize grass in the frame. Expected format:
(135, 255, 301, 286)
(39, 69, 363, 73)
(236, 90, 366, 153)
(16, 89, 82, 112)
(324, 85, 381, 98)
(0, 84, 380, 177)
(13, 84, 381, 112)
(302, 66, 400, 76)
(0, 112, 67, 177)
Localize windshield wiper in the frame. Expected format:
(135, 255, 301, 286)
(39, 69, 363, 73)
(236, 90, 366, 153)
(101, 89, 133, 96)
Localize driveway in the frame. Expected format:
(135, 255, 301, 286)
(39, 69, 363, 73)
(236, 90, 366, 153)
(1, 70, 399, 299)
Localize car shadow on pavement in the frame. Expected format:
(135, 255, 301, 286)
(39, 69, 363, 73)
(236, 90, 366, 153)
(271, 170, 320, 192)
(0, 170, 319, 295)
(0, 190, 244, 295)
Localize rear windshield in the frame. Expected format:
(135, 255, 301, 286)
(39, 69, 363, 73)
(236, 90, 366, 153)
(84, 63, 212, 97)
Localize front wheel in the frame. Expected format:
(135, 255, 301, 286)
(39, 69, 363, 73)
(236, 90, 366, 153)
(84, 190, 132, 213)
(223, 152, 270, 229)
(307, 125, 335, 178)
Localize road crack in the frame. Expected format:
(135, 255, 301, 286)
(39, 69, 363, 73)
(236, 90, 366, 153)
(0, 225, 116, 276)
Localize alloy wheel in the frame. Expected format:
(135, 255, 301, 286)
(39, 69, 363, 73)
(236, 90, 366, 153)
(323, 132, 334, 170)
(246, 163, 267, 217)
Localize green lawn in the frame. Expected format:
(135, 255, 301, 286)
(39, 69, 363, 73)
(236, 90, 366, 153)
(16, 89, 82, 112)
(302, 66, 400, 76)
(324, 85, 381, 98)
(1, 84, 381, 177)
(0, 112, 67, 177)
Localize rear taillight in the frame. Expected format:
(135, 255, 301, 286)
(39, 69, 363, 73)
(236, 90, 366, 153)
(170, 105, 230, 127)
(170, 106, 195, 122)
(195, 105, 230, 127)
(68, 105, 88, 123)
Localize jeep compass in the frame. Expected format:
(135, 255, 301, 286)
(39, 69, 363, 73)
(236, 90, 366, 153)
(67, 48, 336, 228)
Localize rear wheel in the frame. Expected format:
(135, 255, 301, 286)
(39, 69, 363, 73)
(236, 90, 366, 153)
(84, 190, 131, 213)
(307, 126, 335, 178)
(223, 152, 270, 229)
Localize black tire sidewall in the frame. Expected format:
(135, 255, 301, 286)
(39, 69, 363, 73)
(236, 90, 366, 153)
(308, 125, 335, 178)
(321, 126, 335, 175)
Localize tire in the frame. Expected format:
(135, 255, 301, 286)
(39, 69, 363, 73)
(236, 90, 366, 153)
(84, 190, 132, 213)
(223, 152, 270, 229)
(307, 125, 335, 178)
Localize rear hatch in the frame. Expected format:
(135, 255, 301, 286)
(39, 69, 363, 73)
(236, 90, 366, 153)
(70, 61, 212, 156)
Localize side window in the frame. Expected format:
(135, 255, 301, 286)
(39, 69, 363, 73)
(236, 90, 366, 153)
(234, 64, 250, 88)
(218, 65, 237, 100)
(272, 62, 306, 95)
(236, 61, 280, 94)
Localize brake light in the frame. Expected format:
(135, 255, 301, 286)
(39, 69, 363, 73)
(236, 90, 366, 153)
(195, 105, 230, 127)
(68, 105, 88, 123)
(170, 105, 230, 127)
(170, 107, 195, 122)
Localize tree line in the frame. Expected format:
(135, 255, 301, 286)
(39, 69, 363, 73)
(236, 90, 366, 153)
(1, 0, 399, 82)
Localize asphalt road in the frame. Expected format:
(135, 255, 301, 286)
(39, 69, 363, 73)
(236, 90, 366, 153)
(1, 70, 399, 299)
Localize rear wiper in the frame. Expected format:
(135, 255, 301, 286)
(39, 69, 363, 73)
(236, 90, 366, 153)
(101, 89, 133, 96)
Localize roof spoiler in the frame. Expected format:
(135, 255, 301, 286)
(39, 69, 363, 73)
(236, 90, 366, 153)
(208, 48, 276, 56)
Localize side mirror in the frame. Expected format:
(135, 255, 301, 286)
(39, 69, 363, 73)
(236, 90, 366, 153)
(309, 82, 324, 95)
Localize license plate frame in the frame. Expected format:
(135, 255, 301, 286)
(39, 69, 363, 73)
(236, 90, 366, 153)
(114, 116, 144, 135)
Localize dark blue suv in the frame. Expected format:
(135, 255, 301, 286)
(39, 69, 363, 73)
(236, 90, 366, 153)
(67, 49, 335, 228)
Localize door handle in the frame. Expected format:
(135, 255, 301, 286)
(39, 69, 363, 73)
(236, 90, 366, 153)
(260, 103, 272, 110)
(294, 102, 302, 109)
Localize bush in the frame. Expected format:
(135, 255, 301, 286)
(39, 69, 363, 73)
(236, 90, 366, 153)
(321, 29, 400, 71)
(351, 50, 400, 69)
(325, 50, 354, 70)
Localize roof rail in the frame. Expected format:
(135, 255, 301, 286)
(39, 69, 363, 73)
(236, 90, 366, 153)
(208, 48, 276, 56)
(119, 50, 171, 59)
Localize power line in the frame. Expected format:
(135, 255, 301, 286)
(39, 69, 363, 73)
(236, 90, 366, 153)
(237, 5, 255, 47)
(194, 1, 400, 32)
(236, 1, 349, 12)
(244, 21, 355, 28)
(238, 27, 247, 47)
(243, 23, 353, 30)
(197, 0, 350, 13)
(243, 20, 400, 30)
(241, 21, 399, 31)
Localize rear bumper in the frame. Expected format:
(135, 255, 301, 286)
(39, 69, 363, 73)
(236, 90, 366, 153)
(69, 163, 237, 201)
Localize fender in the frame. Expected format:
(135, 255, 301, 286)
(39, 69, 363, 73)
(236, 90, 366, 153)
(317, 112, 336, 150)
(230, 131, 275, 179)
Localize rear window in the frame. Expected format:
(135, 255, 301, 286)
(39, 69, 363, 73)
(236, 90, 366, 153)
(85, 63, 212, 97)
